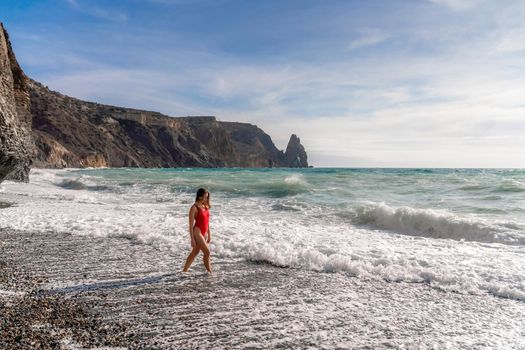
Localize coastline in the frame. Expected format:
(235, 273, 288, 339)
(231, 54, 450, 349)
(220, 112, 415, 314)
(1, 228, 524, 349)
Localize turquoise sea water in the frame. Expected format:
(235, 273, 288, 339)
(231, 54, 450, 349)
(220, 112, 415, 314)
(64, 167, 525, 243)
(64, 167, 525, 215)
(1, 168, 525, 301)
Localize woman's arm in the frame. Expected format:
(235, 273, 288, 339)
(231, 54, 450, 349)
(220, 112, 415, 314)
(207, 227, 211, 243)
(188, 206, 196, 247)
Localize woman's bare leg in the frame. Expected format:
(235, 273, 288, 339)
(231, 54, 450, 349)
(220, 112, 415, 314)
(194, 231, 212, 273)
(182, 228, 202, 272)
(183, 246, 200, 272)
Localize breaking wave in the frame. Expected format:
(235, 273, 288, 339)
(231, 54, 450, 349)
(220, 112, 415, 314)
(350, 203, 525, 246)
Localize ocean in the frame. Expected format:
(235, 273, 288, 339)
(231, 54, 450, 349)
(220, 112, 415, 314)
(1, 168, 524, 348)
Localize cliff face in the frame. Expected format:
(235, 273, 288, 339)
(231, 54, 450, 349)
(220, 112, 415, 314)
(0, 23, 34, 182)
(29, 81, 308, 168)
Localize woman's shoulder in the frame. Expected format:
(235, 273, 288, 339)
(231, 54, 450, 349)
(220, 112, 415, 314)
(191, 203, 210, 211)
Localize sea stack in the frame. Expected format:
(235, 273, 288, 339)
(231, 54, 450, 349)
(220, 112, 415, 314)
(284, 134, 308, 168)
(0, 23, 34, 183)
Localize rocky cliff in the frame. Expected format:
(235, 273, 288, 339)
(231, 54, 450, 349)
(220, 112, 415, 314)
(0, 23, 308, 173)
(0, 23, 34, 182)
(29, 80, 308, 168)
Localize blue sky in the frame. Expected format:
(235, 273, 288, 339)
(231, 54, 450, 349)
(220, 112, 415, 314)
(2, 0, 525, 167)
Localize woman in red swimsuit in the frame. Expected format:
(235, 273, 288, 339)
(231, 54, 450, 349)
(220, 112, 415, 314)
(183, 188, 212, 273)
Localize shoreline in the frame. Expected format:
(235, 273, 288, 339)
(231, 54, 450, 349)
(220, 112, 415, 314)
(1, 228, 524, 349)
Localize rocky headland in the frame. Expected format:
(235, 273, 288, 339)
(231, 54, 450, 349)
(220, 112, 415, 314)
(0, 22, 308, 182)
(30, 80, 307, 169)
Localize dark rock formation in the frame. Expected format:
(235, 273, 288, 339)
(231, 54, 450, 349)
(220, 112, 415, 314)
(29, 81, 308, 168)
(0, 23, 34, 182)
(284, 134, 308, 168)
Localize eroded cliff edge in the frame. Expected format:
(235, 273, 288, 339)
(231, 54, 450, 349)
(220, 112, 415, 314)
(0, 23, 34, 182)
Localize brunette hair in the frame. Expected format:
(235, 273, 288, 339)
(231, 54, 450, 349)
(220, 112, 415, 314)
(195, 188, 211, 208)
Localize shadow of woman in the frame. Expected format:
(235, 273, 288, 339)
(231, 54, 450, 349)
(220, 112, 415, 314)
(40, 273, 182, 295)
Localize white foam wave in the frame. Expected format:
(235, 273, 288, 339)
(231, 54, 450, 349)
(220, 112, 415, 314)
(252, 173, 310, 197)
(351, 202, 525, 245)
(215, 238, 525, 302)
(284, 174, 308, 185)
(0, 169, 188, 251)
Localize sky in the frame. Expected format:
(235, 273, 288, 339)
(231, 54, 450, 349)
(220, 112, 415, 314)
(2, 0, 525, 167)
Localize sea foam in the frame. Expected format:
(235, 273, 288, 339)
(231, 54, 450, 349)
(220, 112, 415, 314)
(214, 235, 525, 301)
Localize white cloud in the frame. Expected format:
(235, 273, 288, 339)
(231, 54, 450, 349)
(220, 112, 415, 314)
(90, 8, 128, 23)
(428, 0, 480, 12)
(147, 0, 197, 4)
(494, 28, 525, 53)
(347, 29, 390, 50)
(64, 1, 128, 23)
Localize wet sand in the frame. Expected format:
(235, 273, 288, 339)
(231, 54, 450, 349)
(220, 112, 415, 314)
(1, 229, 524, 349)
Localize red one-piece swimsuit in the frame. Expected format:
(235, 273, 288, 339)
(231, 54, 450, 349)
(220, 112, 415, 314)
(194, 205, 209, 236)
